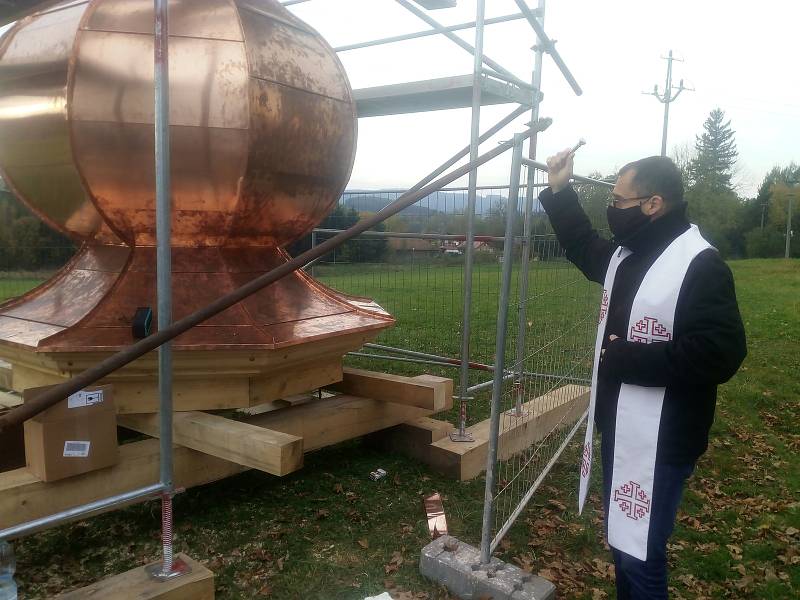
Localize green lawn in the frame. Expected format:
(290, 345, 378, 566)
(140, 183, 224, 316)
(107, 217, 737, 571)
(0, 278, 46, 303)
(8, 258, 800, 599)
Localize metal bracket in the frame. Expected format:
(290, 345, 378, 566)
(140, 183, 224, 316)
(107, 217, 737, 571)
(449, 430, 475, 442)
(146, 556, 192, 582)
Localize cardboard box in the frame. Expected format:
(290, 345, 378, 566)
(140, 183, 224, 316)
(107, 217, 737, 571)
(23, 384, 119, 482)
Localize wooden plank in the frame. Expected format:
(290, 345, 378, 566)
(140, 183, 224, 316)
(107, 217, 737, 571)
(118, 412, 304, 476)
(0, 439, 246, 531)
(237, 393, 315, 417)
(424, 385, 589, 480)
(248, 358, 342, 406)
(56, 553, 214, 600)
(246, 392, 451, 452)
(329, 368, 452, 411)
(9, 361, 342, 414)
(114, 377, 251, 413)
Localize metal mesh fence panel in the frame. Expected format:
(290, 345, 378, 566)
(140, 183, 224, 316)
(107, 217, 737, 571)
(485, 168, 612, 552)
(301, 183, 538, 426)
(0, 191, 76, 304)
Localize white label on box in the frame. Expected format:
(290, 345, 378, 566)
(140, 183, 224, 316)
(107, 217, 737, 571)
(63, 440, 91, 458)
(67, 389, 104, 409)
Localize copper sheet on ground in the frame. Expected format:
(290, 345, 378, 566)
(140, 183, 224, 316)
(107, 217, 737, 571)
(424, 493, 448, 539)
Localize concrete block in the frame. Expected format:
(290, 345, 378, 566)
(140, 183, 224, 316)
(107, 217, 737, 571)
(420, 536, 555, 600)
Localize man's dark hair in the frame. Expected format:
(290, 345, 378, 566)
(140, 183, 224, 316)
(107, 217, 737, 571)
(618, 156, 684, 207)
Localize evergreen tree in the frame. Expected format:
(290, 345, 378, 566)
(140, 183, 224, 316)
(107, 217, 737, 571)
(690, 108, 738, 192)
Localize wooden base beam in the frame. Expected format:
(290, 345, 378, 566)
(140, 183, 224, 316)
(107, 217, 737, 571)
(1, 439, 246, 531)
(117, 412, 304, 476)
(3, 390, 452, 530)
(55, 553, 213, 599)
(329, 368, 452, 411)
(373, 385, 589, 481)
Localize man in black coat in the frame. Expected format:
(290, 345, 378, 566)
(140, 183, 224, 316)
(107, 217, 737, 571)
(539, 151, 746, 599)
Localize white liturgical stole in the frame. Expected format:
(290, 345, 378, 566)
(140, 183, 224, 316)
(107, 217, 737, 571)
(578, 224, 712, 561)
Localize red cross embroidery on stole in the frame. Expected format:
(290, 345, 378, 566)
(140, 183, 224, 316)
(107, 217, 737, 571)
(629, 316, 672, 344)
(581, 442, 592, 477)
(598, 290, 609, 324)
(613, 480, 651, 520)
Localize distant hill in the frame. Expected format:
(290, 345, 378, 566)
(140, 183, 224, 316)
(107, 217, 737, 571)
(341, 190, 505, 216)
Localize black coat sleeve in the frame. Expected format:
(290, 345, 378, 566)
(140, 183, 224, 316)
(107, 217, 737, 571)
(538, 186, 615, 284)
(602, 250, 747, 388)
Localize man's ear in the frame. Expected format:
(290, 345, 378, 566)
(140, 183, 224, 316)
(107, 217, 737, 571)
(642, 195, 664, 217)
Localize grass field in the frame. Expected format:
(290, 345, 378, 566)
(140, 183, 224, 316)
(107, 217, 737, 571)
(7, 258, 800, 599)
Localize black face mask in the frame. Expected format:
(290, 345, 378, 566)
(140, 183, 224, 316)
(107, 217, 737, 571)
(606, 204, 650, 242)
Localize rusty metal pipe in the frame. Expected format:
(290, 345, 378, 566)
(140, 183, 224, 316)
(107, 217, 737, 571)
(0, 119, 551, 432)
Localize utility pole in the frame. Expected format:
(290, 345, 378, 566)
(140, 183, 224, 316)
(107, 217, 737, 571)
(644, 50, 691, 156)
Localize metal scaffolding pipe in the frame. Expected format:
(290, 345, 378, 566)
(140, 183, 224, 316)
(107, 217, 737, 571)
(0, 121, 550, 432)
(362, 343, 591, 385)
(0, 483, 166, 541)
(406, 104, 530, 197)
(335, 12, 529, 53)
(394, 0, 531, 91)
(512, 0, 583, 96)
(511, 0, 546, 418)
(364, 343, 495, 371)
(480, 133, 524, 563)
(451, 0, 486, 443)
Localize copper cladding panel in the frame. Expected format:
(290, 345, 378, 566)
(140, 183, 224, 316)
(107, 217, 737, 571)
(71, 32, 249, 128)
(70, 30, 249, 245)
(0, 1, 111, 242)
(227, 77, 355, 246)
(237, 3, 350, 101)
(23, 247, 393, 352)
(83, 0, 244, 41)
(71, 122, 248, 247)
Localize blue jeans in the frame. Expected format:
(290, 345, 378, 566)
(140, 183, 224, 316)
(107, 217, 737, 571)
(601, 434, 694, 600)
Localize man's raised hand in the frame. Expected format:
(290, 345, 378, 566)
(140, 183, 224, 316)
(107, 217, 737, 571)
(546, 148, 574, 194)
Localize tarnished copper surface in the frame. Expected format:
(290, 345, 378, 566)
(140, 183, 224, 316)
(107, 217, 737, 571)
(0, 0, 116, 243)
(24, 246, 391, 352)
(0, 0, 392, 356)
(0, 0, 357, 247)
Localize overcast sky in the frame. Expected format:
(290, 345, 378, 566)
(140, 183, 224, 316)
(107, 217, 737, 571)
(287, 0, 799, 197)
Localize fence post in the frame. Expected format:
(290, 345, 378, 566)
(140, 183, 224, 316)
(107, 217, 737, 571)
(479, 133, 524, 564)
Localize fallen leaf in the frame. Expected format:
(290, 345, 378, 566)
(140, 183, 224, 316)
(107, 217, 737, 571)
(357, 539, 369, 549)
(385, 551, 404, 574)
